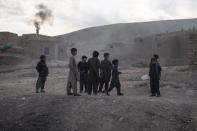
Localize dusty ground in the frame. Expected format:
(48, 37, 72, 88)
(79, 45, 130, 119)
(0, 66, 196, 131)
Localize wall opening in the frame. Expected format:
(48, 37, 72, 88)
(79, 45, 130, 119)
(44, 47, 49, 55)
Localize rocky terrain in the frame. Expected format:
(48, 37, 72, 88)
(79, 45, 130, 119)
(0, 65, 196, 131)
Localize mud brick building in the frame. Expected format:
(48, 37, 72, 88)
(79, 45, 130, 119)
(0, 32, 20, 46)
(0, 32, 68, 62)
(21, 34, 67, 61)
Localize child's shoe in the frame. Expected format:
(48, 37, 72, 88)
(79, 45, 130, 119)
(150, 94, 156, 97)
(67, 93, 73, 96)
(117, 93, 124, 96)
(41, 89, 46, 93)
(156, 94, 161, 97)
(36, 89, 39, 93)
(74, 94, 81, 96)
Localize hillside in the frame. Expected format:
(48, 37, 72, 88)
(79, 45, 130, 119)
(55, 18, 197, 45)
(54, 19, 197, 66)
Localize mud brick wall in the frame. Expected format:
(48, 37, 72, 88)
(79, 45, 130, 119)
(0, 32, 19, 46)
(189, 32, 197, 68)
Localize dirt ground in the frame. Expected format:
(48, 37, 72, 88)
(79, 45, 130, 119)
(0, 66, 196, 131)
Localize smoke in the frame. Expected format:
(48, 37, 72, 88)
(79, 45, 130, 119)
(33, 4, 54, 35)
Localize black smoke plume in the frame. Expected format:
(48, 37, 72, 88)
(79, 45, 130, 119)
(33, 4, 54, 35)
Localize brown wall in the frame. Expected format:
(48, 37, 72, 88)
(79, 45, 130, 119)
(24, 40, 58, 60)
(0, 32, 19, 46)
(189, 32, 197, 68)
(131, 31, 190, 66)
(24, 39, 68, 61)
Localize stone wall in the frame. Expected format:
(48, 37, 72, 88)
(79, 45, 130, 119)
(189, 32, 197, 68)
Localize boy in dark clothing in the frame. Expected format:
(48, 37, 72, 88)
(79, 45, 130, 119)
(153, 54, 162, 80)
(108, 59, 123, 96)
(98, 53, 112, 96)
(78, 56, 89, 93)
(87, 51, 100, 95)
(149, 58, 162, 97)
(36, 55, 49, 93)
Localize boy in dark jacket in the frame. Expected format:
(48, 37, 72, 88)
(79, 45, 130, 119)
(87, 51, 100, 95)
(108, 59, 123, 96)
(153, 54, 162, 79)
(36, 55, 49, 93)
(98, 53, 112, 95)
(149, 58, 161, 97)
(78, 56, 89, 93)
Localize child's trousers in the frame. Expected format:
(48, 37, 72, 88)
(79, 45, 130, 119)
(150, 80, 160, 95)
(108, 81, 121, 94)
(36, 76, 47, 90)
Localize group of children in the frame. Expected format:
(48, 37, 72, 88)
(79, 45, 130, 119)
(35, 48, 162, 97)
(67, 48, 123, 96)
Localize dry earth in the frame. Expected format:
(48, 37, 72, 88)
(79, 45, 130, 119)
(0, 66, 196, 131)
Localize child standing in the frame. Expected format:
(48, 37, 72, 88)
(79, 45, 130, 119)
(67, 48, 80, 96)
(87, 51, 100, 95)
(98, 53, 112, 96)
(36, 55, 49, 93)
(108, 59, 123, 96)
(149, 58, 162, 97)
(153, 54, 162, 80)
(78, 56, 89, 93)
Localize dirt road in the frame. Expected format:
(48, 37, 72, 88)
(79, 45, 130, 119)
(0, 66, 196, 131)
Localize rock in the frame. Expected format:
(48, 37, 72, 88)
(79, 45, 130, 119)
(17, 104, 25, 108)
(21, 97, 26, 100)
(164, 107, 169, 110)
(119, 117, 124, 122)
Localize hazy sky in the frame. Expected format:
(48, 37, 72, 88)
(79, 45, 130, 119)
(0, 0, 197, 36)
